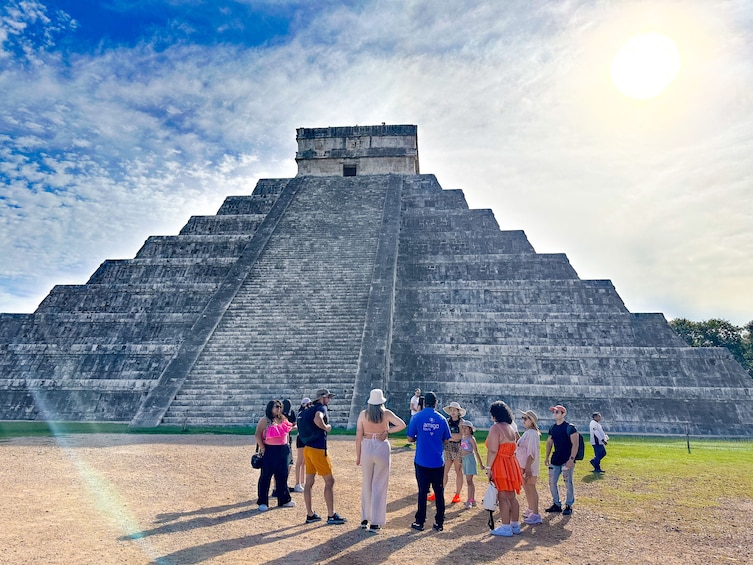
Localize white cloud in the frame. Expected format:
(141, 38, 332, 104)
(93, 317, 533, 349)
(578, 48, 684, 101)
(1, 0, 752, 325)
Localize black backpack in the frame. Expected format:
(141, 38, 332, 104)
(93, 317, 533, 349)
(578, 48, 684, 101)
(567, 424, 585, 461)
(297, 405, 325, 446)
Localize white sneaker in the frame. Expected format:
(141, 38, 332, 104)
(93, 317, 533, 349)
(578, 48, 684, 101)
(524, 513, 542, 525)
(491, 524, 513, 537)
(293, 484, 305, 493)
(258, 504, 268, 512)
(282, 500, 296, 508)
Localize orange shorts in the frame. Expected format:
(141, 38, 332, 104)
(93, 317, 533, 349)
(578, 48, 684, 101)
(304, 446, 333, 476)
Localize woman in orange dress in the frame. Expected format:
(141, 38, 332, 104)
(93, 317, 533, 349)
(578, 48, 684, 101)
(485, 400, 523, 537)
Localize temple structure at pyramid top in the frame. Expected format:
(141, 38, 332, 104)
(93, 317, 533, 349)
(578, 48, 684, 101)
(295, 124, 419, 176)
(1, 123, 752, 436)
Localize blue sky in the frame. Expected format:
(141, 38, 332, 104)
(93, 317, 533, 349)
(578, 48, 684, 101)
(1, 0, 752, 325)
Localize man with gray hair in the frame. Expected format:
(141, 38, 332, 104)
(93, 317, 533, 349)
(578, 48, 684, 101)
(589, 412, 609, 473)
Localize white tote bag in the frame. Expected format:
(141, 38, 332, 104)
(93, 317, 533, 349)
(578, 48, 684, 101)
(482, 481, 498, 511)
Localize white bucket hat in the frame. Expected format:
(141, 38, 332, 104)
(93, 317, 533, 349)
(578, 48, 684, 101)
(367, 388, 387, 405)
(443, 401, 466, 417)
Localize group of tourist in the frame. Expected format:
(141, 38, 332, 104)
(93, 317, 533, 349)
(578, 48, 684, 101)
(253, 387, 608, 536)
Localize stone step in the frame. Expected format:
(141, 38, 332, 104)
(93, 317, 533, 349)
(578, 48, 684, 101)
(161, 174, 390, 425)
(173, 395, 354, 405)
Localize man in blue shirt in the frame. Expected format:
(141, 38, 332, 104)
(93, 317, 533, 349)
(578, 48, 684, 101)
(406, 391, 451, 531)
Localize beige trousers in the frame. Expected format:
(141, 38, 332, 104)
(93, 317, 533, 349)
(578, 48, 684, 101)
(360, 436, 391, 526)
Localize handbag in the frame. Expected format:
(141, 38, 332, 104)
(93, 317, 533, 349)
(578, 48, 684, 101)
(482, 480, 498, 510)
(251, 452, 263, 469)
(482, 480, 498, 530)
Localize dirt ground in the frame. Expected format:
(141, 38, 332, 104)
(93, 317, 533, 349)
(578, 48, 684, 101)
(1, 434, 749, 565)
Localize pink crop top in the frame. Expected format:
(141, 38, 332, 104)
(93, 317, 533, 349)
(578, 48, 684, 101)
(264, 420, 293, 445)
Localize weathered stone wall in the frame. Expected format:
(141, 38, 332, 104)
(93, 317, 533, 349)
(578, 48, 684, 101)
(1, 128, 751, 435)
(296, 125, 419, 176)
(0, 179, 286, 421)
(385, 175, 753, 436)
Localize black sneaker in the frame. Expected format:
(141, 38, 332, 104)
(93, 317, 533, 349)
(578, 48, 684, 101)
(545, 504, 562, 513)
(360, 519, 369, 529)
(305, 513, 322, 524)
(411, 522, 424, 531)
(562, 505, 573, 515)
(327, 513, 347, 525)
(432, 523, 443, 532)
(368, 525, 380, 533)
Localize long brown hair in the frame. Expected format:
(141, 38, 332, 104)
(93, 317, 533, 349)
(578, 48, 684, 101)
(366, 404, 384, 423)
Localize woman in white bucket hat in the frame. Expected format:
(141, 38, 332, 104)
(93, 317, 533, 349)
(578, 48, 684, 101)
(355, 389, 406, 533)
(516, 409, 542, 524)
(437, 401, 467, 504)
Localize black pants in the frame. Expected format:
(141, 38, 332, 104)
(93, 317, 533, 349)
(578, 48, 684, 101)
(414, 462, 445, 526)
(257, 444, 292, 506)
(591, 443, 607, 470)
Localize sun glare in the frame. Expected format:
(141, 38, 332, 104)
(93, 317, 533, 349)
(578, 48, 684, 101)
(611, 33, 681, 100)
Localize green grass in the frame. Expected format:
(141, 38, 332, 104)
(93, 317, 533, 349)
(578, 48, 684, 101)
(369, 428, 752, 516)
(578, 436, 753, 514)
(0, 421, 256, 438)
(3, 422, 750, 520)
(466, 435, 753, 524)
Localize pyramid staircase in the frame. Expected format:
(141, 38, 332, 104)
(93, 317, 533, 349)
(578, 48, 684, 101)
(156, 175, 391, 426)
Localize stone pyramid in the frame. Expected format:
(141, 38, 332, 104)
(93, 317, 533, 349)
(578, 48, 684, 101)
(1, 124, 751, 435)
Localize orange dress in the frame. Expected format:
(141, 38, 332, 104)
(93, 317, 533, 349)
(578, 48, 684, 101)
(488, 440, 523, 493)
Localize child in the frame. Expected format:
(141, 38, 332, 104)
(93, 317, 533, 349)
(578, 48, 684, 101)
(516, 409, 542, 524)
(460, 420, 485, 508)
(292, 397, 311, 492)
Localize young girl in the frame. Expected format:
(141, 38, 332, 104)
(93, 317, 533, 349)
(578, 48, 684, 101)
(460, 420, 485, 508)
(516, 409, 542, 524)
(292, 397, 311, 493)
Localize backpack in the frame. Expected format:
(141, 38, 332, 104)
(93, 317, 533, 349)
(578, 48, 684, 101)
(567, 424, 585, 461)
(297, 405, 325, 446)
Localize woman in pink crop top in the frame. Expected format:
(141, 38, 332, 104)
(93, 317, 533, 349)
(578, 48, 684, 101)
(255, 400, 296, 511)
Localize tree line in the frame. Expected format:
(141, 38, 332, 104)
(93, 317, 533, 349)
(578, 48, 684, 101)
(669, 318, 753, 378)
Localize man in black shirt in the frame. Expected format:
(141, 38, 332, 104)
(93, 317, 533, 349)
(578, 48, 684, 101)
(543, 404, 579, 515)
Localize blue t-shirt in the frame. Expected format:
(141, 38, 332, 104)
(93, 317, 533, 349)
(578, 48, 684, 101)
(407, 407, 451, 468)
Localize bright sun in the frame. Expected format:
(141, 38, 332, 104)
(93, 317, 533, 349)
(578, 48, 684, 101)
(611, 33, 681, 100)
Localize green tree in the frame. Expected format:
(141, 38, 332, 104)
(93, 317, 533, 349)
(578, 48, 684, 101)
(743, 321, 753, 375)
(669, 318, 753, 378)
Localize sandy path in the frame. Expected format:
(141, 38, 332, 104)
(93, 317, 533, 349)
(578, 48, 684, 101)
(0, 434, 748, 564)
